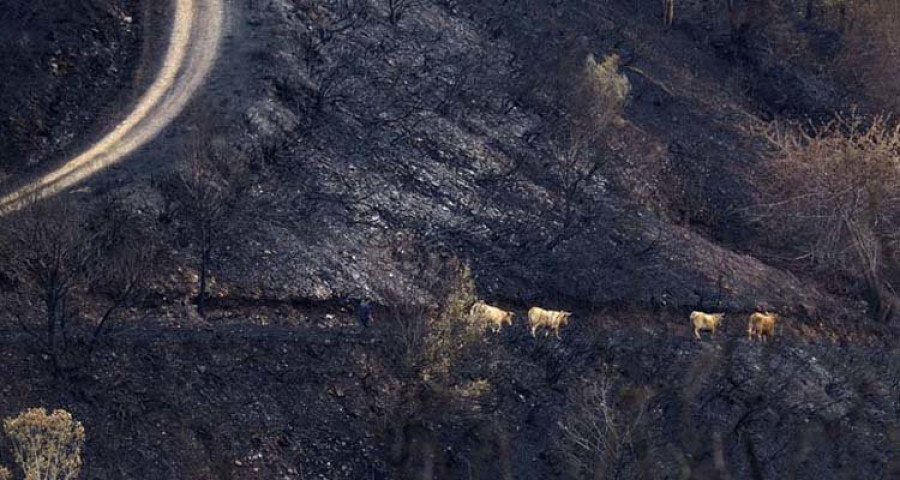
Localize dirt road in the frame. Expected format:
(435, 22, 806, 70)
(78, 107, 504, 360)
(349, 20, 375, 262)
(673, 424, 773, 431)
(0, 0, 224, 212)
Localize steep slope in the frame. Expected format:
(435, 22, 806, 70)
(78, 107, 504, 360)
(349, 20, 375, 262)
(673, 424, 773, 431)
(2, 1, 900, 479)
(124, 0, 841, 316)
(0, 308, 895, 479)
(2, 0, 857, 317)
(0, 0, 144, 175)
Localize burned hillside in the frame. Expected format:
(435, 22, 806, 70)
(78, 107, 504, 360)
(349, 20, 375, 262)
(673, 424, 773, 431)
(1, 0, 900, 479)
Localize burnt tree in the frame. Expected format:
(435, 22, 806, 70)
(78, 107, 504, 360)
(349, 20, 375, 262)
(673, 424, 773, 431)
(164, 127, 251, 317)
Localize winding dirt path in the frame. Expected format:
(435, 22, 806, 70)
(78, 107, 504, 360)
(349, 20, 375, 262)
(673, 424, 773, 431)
(0, 0, 225, 212)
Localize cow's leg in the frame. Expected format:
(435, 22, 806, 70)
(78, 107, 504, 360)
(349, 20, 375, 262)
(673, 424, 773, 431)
(531, 326, 536, 337)
(694, 328, 701, 340)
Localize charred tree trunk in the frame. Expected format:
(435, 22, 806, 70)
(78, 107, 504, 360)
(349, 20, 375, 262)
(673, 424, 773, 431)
(865, 272, 897, 323)
(741, 435, 765, 480)
(662, 0, 675, 28)
(839, 3, 848, 33)
(197, 244, 212, 318)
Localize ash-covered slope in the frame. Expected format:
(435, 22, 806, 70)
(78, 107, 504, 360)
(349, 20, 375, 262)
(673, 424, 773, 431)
(3, 2, 900, 479)
(0, 309, 896, 480)
(131, 0, 847, 316)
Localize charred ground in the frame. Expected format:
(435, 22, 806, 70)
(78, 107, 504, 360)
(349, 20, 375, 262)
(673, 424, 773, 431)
(0, 0, 899, 479)
(0, 0, 152, 176)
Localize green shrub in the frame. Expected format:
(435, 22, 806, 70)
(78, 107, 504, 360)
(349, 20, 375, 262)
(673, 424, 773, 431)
(421, 259, 480, 381)
(573, 53, 631, 137)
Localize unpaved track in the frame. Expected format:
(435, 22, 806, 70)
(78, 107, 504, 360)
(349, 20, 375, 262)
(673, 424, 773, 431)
(0, 0, 225, 212)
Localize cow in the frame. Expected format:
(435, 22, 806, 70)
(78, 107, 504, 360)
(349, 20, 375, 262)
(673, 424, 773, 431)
(690, 311, 725, 340)
(469, 301, 514, 333)
(748, 312, 777, 341)
(528, 307, 572, 339)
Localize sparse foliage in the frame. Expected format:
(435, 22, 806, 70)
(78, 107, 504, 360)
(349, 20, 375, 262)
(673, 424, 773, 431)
(421, 260, 479, 379)
(374, 244, 494, 478)
(755, 113, 900, 321)
(4, 408, 85, 480)
(546, 54, 629, 249)
(380, 249, 480, 380)
(572, 54, 631, 139)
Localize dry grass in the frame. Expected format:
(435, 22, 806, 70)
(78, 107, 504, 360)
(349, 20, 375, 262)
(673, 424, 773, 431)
(558, 368, 655, 479)
(754, 113, 900, 321)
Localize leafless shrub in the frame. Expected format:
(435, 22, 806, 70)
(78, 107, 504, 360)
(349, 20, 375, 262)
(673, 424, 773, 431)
(385, 0, 418, 25)
(545, 54, 630, 249)
(3, 408, 85, 480)
(546, 131, 609, 250)
(558, 369, 656, 480)
(291, 0, 368, 112)
(753, 113, 900, 321)
(0, 197, 153, 371)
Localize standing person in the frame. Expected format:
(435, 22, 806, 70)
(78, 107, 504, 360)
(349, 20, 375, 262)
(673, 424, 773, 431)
(358, 298, 373, 328)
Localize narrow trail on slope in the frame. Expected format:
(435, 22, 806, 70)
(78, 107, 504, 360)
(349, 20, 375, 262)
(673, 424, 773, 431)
(0, 0, 225, 213)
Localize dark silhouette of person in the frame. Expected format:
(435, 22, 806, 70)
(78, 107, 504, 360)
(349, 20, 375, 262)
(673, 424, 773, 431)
(358, 298, 373, 328)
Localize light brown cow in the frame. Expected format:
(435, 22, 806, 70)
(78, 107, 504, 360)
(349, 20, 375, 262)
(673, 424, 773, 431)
(690, 311, 725, 340)
(748, 312, 777, 341)
(528, 307, 572, 339)
(469, 301, 514, 333)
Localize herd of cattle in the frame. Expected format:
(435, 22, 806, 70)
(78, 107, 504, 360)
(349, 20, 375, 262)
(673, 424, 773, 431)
(468, 301, 778, 341)
(469, 301, 572, 338)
